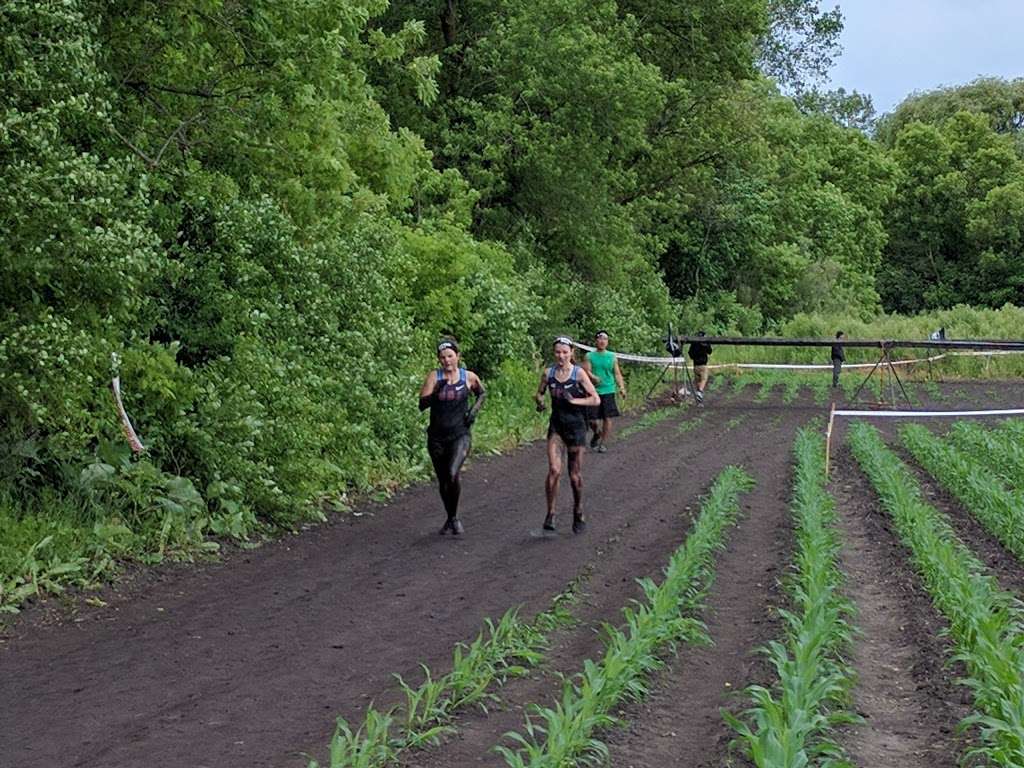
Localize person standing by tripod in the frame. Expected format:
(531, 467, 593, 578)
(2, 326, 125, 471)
(688, 331, 713, 403)
(584, 331, 626, 452)
(831, 331, 845, 388)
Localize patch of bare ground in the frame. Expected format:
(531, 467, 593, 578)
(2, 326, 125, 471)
(830, 443, 969, 768)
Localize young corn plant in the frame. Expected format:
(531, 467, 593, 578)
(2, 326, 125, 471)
(497, 467, 754, 768)
(726, 428, 858, 768)
(309, 605, 561, 768)
(900, 423, 1024, 562)
(944, 421, 1024, 492)
(850, 422, 1024, 767)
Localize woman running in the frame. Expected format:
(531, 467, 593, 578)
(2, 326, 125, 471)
(534, 336, 600, 534)
(419, 340, 486, 535)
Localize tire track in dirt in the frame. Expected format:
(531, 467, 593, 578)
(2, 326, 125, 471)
(829, 443, 968, 768)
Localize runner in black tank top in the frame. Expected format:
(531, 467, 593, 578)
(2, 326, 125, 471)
(419, 340, 486, 535)
(534, 336, 600, 534)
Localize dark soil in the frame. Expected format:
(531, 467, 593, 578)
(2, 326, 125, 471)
(3, 380, 1023, 768)
(830, 444, 968, 767)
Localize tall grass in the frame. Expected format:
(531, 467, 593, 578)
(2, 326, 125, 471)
(707, 305, 1024, 380)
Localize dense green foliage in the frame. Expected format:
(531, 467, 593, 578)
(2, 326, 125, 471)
(1, 0, 1022, 607)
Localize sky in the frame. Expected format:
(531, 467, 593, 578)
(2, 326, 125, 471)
(826, 0, 1024, 115)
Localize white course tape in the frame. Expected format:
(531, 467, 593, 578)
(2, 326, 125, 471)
(833, 408, 1024, 418)
(572, 342, 1023, 371)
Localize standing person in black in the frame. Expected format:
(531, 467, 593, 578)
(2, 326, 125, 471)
(419, 340, 486, 535)
(687, 331, 713, 403)
(831, 331, 845, 388)
(534, 336, 600, 534)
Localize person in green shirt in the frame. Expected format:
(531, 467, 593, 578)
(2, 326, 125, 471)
(583, 330, 627, 452)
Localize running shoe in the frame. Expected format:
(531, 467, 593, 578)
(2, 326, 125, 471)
(695, 390, 704, 403)
(543, 514, 556, 531)
(590, 432, 601, 449)
(597, 444, 607, 453)
(438, 519, 452, 535)
(572, 515, 586, 534)
(450, 518, 464, 535)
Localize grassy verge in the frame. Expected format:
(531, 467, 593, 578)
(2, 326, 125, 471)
(726, 428, 857, 766)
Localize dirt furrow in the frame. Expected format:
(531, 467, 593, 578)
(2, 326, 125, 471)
(830, 443, 968, 768)
(602, 417, 796, 768)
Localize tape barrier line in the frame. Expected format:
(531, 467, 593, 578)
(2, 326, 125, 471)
(833, 408, 1024, 418)
(572, 343, 1024, 372)
(823, 402, 1024, 478)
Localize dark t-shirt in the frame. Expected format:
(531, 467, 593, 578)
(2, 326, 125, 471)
(830, 343, 845, 362)
(688, 341, 712, 366)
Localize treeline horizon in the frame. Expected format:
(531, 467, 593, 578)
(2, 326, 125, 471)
(1, 0, 1022, 604)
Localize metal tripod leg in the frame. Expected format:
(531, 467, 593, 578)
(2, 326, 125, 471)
(851, 350, 885, 403)
(644, 363, 672, 401)
(886, 353, 913, 406)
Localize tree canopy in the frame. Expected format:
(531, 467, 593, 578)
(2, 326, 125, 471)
(1, 1, 1021, 576)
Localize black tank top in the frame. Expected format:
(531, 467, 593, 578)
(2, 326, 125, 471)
(547, 365, 586, 424)
(428, 368, 470, 439)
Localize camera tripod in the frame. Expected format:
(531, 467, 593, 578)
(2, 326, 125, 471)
(644, 354, 698, 404)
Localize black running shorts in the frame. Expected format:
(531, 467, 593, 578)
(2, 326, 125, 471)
(548, 417, 587, 448)
(588, 393, 620, 421)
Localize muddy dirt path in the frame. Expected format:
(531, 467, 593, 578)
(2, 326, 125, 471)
(0, 386, 807, 768)
(5, 381, 1022, 768)
(409, 397, 807, 768)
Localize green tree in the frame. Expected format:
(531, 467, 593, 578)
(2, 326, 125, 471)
(876, 77, 1024, 152)
(880, 111, 1024, 312)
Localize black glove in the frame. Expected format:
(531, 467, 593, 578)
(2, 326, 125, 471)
(535, 401, 546, 413)
(464, 411, 477, 427)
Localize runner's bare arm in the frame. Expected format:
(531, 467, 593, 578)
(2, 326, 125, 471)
(614, 358, 626, 398)
(583, 353, 601, 385)
(419, 370, 438, 410)
(572, 369, 601, 407)
(535, 370, 548, 411)
(466, 371, 486, 424)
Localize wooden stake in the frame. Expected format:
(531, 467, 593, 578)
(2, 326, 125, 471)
(825, 400, 836, 480)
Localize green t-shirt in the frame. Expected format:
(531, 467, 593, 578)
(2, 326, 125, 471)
(587, 350, 618, 395)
